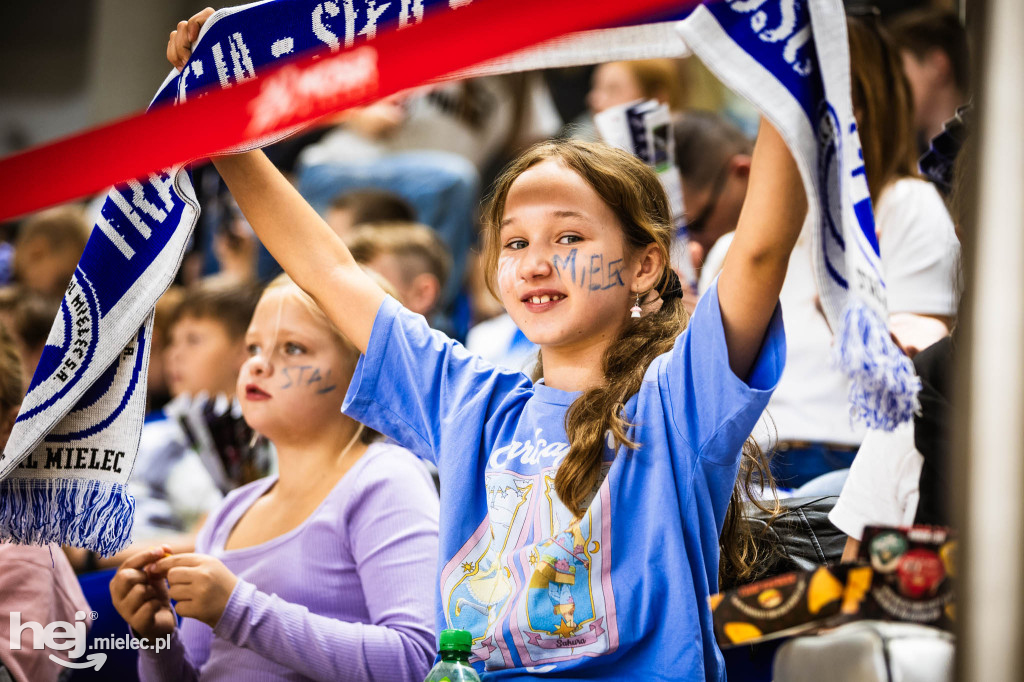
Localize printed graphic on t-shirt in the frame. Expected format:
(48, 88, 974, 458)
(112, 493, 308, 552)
(440, 470, 534, 669)
(511, 467, 617, 665)
(439, 455, 617, 671)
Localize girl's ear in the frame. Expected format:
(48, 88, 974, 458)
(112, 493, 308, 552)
(632, 242, 665, 294)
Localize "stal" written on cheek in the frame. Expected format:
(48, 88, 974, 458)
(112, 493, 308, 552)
(279, 365, 337, 393)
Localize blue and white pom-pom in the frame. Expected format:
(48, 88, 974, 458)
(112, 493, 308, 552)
(835, 299, 922, 431)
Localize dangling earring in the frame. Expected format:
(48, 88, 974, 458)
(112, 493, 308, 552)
(630, 292, 642, 319)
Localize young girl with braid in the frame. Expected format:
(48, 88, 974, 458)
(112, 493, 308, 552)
(154, 13, 806, 680)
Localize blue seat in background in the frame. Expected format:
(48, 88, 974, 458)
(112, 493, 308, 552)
(72, 568, 139, 682)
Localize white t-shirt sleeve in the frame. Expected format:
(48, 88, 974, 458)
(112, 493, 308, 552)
(875, 177, 961, 316)
(165, 451, 225, 527)
(697, 231, 734, 296)
(828, 421, 923, 541)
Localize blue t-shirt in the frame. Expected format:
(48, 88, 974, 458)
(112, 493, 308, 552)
(343, 282, 785, 681)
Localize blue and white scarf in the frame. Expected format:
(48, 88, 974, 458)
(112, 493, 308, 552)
(678, 0, 920, 429)
(0, 0, 915, 554)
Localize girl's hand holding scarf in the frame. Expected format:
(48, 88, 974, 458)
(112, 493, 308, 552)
(167, 6, 214, 71)
(151, 553, 241, 628)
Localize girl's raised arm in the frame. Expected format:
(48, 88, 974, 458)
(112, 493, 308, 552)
(169, 10, 385, 353)
(211, 151, 386, 353)
(717, 120, 807, 379)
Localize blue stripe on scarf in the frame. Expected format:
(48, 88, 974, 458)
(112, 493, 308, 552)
(46, 326, 147, 443)
(19, 269, 102, 421)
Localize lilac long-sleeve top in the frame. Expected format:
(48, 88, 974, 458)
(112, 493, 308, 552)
(138, 442, 440, 681)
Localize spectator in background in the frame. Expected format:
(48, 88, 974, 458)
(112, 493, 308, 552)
(888, 8, 969, 150)
(0, 320, 91, 682)
(162, 282, 257, 402)
(831, 109, 974, 560)
(849, 13, 960, 355)
(0, 286, 59, 387)
(758, 14, 961, 492)
(326, 188, 416, 240)
(587, 59, 686, 115)
(671, 111, 753, 290)
(146, 286, 185, 412)
(569, 59, 687, 142)
(347, 222, 450, 319)
(13, 206, 89, 300)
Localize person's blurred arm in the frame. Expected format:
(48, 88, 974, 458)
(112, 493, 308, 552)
(0, 545, 89, 682)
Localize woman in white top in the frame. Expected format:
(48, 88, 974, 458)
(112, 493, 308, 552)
(848, 14, 960, 354)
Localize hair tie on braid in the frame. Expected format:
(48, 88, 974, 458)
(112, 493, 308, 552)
(660, 269, 684, 302)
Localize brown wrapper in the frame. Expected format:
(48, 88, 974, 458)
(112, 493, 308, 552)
(710, 525, 956, 648)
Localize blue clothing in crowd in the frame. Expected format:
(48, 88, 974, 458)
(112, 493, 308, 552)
(343, 281, 785, 681)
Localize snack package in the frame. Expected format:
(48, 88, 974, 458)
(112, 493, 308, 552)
(710, 525, 957, 649)
(710, 566, 847, 647)
(851, 525, 956, 630)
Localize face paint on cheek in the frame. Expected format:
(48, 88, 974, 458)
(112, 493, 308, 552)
(552, 248, 578, 285)
(603, 258, 626, 290)
(278, 365, 339, 394)
(497, 256, 516, 284)
(278, 365, 314, 390)
(561, 251, 627, 293)
(497, 256, 519, 300)
(306, 367, 338, 394)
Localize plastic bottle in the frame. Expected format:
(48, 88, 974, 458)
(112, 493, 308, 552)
(423, 629, 481, 682)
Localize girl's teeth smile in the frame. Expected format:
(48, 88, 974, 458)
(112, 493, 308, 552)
(528, 295, 564, 304)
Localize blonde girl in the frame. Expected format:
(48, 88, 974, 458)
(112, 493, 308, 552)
(110, 275, 440, 681)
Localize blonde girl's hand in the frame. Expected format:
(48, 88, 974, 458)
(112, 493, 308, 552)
(166, 7, 215, 71)
(151, 553, 239, 629)
(110, 546, 177, 641)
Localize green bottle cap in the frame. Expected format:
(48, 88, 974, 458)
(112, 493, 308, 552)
(439, 629, 473, 653)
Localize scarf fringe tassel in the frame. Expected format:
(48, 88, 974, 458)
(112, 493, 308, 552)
(835, 299, 922, 431)
(0, 478, 134, 556)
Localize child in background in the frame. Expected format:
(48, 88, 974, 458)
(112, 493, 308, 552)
(13, 205, 90, 300)
(326, 188, 416, 240)
(134, 280, 264, 539)
(145, 286, 186, 412)
(0, 320, 91, 682)
(167, 11, 805, 678)
(0, 286, 59, 387)
(111, 274, 439, 681)
(347, 222, 451, 318)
